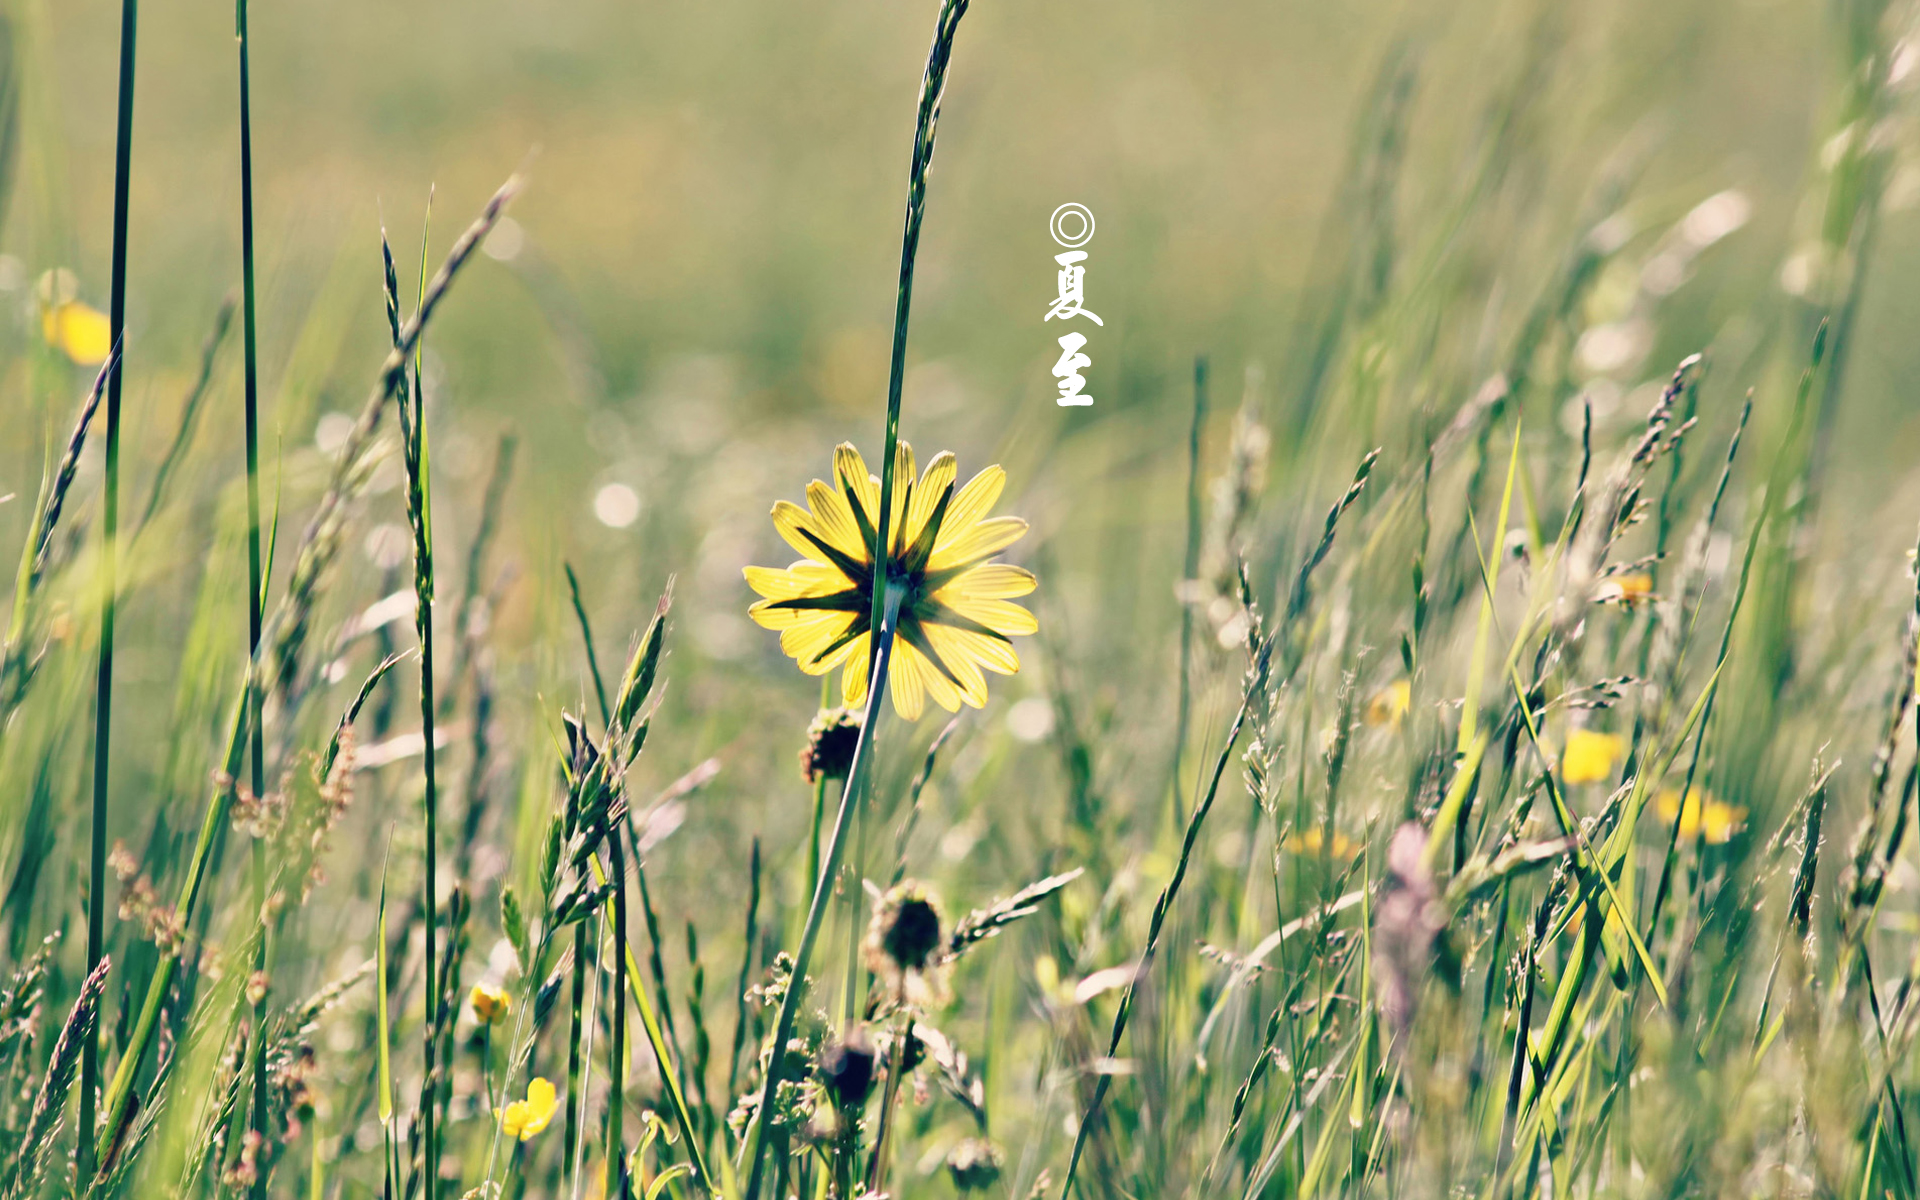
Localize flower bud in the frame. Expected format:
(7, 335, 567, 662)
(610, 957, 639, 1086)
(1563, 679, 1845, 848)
(800, 707, 864, 783)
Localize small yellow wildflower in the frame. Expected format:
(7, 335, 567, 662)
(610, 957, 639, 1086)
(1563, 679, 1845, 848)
(1364, 680, 1412, 728)
(744, 442, 1036, 720)
(498, 1077, 557, 1141)
(1282, 827, 1360, 859)
(469, 982, 510, 1024)
(1561, 729, 1624, 785)
(41, 301, 111, 365)
(1655, 786, 1745, 844)
(1595, 574, 1654, 606)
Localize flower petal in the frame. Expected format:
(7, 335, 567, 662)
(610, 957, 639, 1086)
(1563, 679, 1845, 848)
(771, 500, 831, 562)
(936, 563, 1036, 601)
(886, 440, 916, 554)
(744, 561, 845, 601)
(887, 640, 928, 721)
(921, 624, 991, 705)
(806, 479, 869, 562)
(936, 465, 1007, 552)
(927, 516, 1028, 573)
(940, 596, 1038, 637)
(904, 451, 958, 555)
(835, 443, 879, 529)
(841, 633, 871, 706)
(923, 623, 1020, 675)
(781, 611, 859, 671)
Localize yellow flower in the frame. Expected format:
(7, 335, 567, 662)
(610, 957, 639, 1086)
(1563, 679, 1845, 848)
(498, 1077, 557, 1141)
(469, 982, 510, 1024)
(41, 301, 112, 365)
(744, 442, 1036, 721)
(1655, 786, 1745, 844)
(1595, 574, 1654, 606)
(1562, 729, 1624, 785)
(1364, 679, 1411, 728)
(1282, 827, 1359, 859)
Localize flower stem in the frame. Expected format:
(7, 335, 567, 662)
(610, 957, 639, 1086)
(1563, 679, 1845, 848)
(607, 833, 628, 1199)
(863, 1007, 911, 1193)
(237, 0, 271, 1189)
(81, 0, 138, 1182)
(741, 590, 902, 1200)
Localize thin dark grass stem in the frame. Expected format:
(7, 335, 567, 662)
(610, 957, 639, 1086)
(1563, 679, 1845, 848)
(237, 2, 271, 1190)
(608, 835, 628, 1198)
(81, 0, 138, 1182)
(566, 563, 612, 727)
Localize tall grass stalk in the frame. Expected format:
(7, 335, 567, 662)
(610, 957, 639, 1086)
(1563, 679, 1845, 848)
(387, 191, 442, 1200)
(80, 0, 139, 1182)
(606, 831, 628, 1198)
(741, 4, 971, 1194)
(94, 178, 519, 1165)
(235, 2, 271, 1191)
(1172, 355, 1207, 823)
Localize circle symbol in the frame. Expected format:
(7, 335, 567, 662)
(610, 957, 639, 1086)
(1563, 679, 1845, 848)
(1050, 203, 1094, 248)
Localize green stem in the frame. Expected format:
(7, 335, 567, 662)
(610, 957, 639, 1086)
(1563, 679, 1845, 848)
(238, 0, 271, 1189)
(1171, 355, 1207, 827)
(863, 1007, 911, 1193)
(564, 922, 586, 1189)
(81, 0, 138, 1182)
(842, 796, 864, 1025)
(608, 836, 628, 1198)
(741, 591, 901, 1200)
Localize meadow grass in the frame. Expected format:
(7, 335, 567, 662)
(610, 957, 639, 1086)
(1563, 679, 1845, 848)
(6, 0, 1920, 1198)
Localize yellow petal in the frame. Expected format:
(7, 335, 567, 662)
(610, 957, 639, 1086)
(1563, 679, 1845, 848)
(806, 480, 869, 562)
(744, 561, 845, 604)
(936, 466, 1007, 553)
(937, 563, 1036, 600)
(886, 441, 916, 554)
(834, 444, 879, 528)
(921, 624, 990, 706)
(841, 633, 871, 707)
(904, 452, 958, 552)
(526, 1077, 557, 1125)
(748, 568, 852, 629)
(941, 596, 1038, 638)
(924, 623, 1019, 675)
(903, 633, 965, 713)
(887, 640, 929, 721)
(780, 612, 859, 671)
(771, 500, 839, 563)
(927, 516, 1029, 573)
